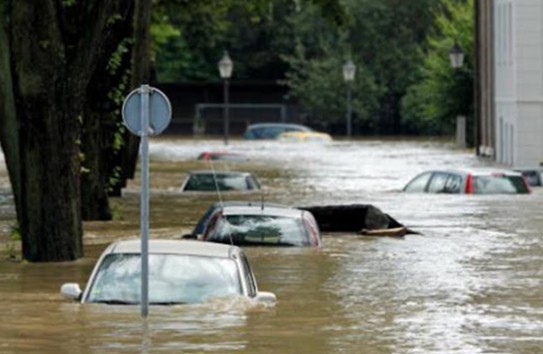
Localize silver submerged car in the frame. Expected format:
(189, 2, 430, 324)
(60, 240, 276, 305)
(403, 168, 531, 194)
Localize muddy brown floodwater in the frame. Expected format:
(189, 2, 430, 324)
(0, 137, 542, 354)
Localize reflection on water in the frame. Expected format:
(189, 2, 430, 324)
(1, 137, 543, 353)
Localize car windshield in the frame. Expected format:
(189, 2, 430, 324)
(184, 174, 255, 191)
(472, 175, 529, 194)
(211, 215, 309, 246)
(86, 254, 241, 304)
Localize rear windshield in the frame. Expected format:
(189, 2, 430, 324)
(472, 175, 529, 194)
(209, 215, 309, 246)
(184, 174, 257, 191)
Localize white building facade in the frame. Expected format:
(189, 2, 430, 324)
(494, 0, 543, 168)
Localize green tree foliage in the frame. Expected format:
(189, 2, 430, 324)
(401, 0, 474, 137)
(282, 0, 442, 133)
(152, 0, 345, 83)
(152, 0, 281, 82)
(281, 3, 380, 130)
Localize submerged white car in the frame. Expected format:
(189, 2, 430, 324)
(60, 239, 276, 305)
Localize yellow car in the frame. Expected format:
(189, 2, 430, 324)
(277, 131, 333, 142)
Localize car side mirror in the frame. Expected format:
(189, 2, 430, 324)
(60, 283, 82, 300)
(255, 291, 276, 304)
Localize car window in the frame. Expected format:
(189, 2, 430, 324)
(403, 172, 432, 192)
(443, 174, 463, 193)
(184, 174, 257, 191)
(427, 173, 449, 193)
(473, 175, 530, 194)
(246, 175, 261, 189)
(86, 254, 241, 304)
(239, 253, 257, 297)
(209, 215, 309, 246)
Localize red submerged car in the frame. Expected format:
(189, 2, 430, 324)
(403, 168, 531, 194)
(197, 151, 248, 162)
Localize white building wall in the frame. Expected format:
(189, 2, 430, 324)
(494, 0, 516, 165)
(495, 0, 543, 168)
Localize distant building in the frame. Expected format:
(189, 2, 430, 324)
(477, 0, 543, 168)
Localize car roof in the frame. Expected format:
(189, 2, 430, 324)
(278, 131, 332, 139)
(246, 123, 312, 130)
(428, 168, 523, 177)
(220, 205, 303, 218)
(188, 170, 253, 176)
(105, 239, 239, 258)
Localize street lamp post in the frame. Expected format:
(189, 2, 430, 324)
(449, 43, 466, 148)
(342, 60, 356, 138)
(218, 51, 233, 145)
(449, 43, 465, 69)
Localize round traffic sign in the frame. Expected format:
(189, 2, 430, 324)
(122, 86, 172, 136)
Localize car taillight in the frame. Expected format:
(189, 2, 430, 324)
(465, 174, 473, 193)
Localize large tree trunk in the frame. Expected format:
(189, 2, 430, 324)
(108, 0, 153, 197)
(81, 112, 112, 221)
(0, 1, 22, 220)
(81, 1, 134, 220)
(7, 1, 119, 261)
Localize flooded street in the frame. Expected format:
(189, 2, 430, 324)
(0, 137, 542, 353)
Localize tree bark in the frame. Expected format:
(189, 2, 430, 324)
(0, 0, 22, 220)
(80, 112, 113, 221)
(81, 1, 134, 220)
(7, 0, 120, 261)
(108, 0, 153, 197)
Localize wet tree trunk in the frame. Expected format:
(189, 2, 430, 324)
(81, 1, 134, 221)
(0, 1, 22, 220)
(108, 0, 153, 197)
(5, 1, 120, 261)
(80, 112, 113, 221)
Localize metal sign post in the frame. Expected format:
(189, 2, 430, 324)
(122, 84, 171, 318)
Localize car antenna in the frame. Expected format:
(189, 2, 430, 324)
(208, 158, 224, 209)
(208, 159, 233, 245)
(261, 193, 264, 211)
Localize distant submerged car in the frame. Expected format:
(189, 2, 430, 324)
(514, 168, 542, 187)
(277, 131, 332, 143)
(181, 171, 261, 192)
(197, 151, 248, 162)
(60, 239, 276, 305)
(244, 123, 314, 140)
(403, 168, 531, 194)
